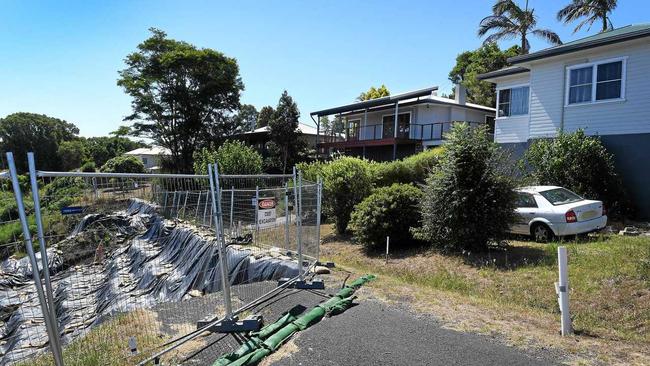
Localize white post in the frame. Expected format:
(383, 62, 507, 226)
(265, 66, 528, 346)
(556, 246, 573, 336)
(385, 236, 390, 263)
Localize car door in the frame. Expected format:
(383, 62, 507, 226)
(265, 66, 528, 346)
(513, 192, 539, 234)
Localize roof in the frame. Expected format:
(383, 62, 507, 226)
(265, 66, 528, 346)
(311, 86, 495, 117)
(124, 147, 171, 156)
(242, 123, 318, 136)
(476, 66, 529, 81)
(310, 86, 438, 116)
(509, 24, 650, 64)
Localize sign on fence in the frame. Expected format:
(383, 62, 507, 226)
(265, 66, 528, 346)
(257, 197, 277, 229)
(60, 206, 85, 215)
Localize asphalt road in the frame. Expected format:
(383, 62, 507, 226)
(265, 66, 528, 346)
(269, 300, 560, 366)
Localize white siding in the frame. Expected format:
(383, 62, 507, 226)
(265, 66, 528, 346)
(494, 74, 531, 143)
(521, 38, 650, 138)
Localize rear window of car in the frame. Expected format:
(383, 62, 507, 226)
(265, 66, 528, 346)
(539, 188, 583, 206)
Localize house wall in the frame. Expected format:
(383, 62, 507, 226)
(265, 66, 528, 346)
(493, 38, 650, 143)
(493, 74, 531, 143)
(131, 154, 162, 170)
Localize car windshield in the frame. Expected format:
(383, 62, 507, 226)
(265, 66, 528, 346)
(539, 188, 583, 206)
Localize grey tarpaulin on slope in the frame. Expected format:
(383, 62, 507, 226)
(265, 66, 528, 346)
(0, 199, 299, 365)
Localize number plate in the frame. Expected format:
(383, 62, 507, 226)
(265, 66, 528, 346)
(581, 210, 598, 220)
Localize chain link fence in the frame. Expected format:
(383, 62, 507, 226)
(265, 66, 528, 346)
(0, 154, 321, 366)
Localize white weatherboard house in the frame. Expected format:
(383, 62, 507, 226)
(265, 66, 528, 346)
(124, 146, 171, 171)
(479, 24, 650, 218)
(311, 86, 495, 161)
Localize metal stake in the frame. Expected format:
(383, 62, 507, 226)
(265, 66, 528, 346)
(254, 186, 260, 245)
(7, 153, 64, 366)
(284, 183, 290, 250)
(296, 169, 304, 280)
(230, 187, 234, 236)
(208, 163, 233, 318)
(316, 177, 322, 262)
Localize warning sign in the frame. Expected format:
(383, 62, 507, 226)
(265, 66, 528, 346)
(257, 197, 277, 229)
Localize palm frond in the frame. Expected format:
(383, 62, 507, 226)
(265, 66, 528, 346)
(532, 29, 563, 45)
(492, 0, 517, 16)
(478, 15, 517, 36)
(483, 30, 517, 45)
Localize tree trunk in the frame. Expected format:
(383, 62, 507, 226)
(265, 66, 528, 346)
(521, 32, 527, 54)
(602, 15, 608, 32)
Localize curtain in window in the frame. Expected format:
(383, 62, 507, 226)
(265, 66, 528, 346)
(596, 61, 622, 100)
(510, 86, 529, 115)
(569, 67, 593, 104)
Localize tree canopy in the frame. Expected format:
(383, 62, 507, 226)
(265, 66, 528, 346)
(478, 0, 562, 54)
(357, 85, 390, 101)
(235, 104, 258, 131)
(267, 91, 304, 173)
(0, 112, 79, 172)
(257, 106, 274, 128)
(193, 140, 263, 175)
(557, 0, 617, 33)
(449, 43, 521, 107)
(117, 28, 244, 173)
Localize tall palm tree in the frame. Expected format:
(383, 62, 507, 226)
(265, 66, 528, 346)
(557, 0, 617, 33)
(478, 0, 562, 55)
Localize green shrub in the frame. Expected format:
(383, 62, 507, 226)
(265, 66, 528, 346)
(193, 140, 263, 175)
(41, 177, 87, 211)
(100, 155, 145, 173)
(350, 183, 423, 251)
(322, 157, 373, 234)
(522, 129, 627, 217)
(415, 123, 517, 252)
(296, 161, 325, 183)
(80, 161, 96, 172)
(370, 148, 443, 187)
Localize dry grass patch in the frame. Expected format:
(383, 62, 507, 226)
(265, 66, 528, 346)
(320, 224, 650, 365)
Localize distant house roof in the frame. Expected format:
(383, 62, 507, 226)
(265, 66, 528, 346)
(310, 85, 494, 116)
(509, 24, 650, 64)
(310, 86, 439, 116)
(240, 123, 319, 136)
(124, 147, 171, 156)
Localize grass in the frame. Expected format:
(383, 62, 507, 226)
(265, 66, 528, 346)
(321, 225, 650, 364)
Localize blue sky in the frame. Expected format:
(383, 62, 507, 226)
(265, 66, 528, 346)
(1, 0, 647, 137)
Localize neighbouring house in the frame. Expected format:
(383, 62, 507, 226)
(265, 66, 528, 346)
(124, 146, 171, 172)
(310, 86, 496, 161)
(230, 123, 330, 157)
(478, 24, 650, 218)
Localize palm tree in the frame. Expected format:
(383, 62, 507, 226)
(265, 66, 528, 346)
(557, 0, 617, 33)
(478, 0, 562, 55)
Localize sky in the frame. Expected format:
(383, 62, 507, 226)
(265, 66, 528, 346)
(1, 0, 648, 137)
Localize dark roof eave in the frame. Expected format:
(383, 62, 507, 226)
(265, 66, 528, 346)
(310, 86, 438, 116)
(339, 98, 494, 116)
(508, 28, 650, 64)
(476, 66, 529, 81)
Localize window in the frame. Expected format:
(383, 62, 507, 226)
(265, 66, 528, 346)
(497, 86, 529, 117)
(566, 59, 625, 105)
(381, 112, 411, 138)
(539, 188, 583, 206)
(515, 193, 538, 208)
(142, 157, 148, 165)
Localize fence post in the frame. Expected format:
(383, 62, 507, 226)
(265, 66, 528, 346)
(254, 186, 259, 245)
(203, 191, 209, 227)
(556, 246, 573, 336)
(28, 153, 65, 362)
(181, 191, 189, 219)
(7, 152, 65, 366)
(229, 187, 234, 236)
(195, 191, 201, 221)
(296, 168, 304, 281)
(208, 163, 233, 319)
(316, 176, 322, 261)
(284, 183, 290, 250)
(172, 191, 178, 219)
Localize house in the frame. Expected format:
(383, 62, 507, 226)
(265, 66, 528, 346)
(124, 146, 171, 172)
(310, 86, 496, 161)
(478, 24, 650, 218)
(230, 123, 328, 157)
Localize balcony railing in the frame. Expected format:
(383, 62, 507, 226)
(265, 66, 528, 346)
(344, 121, 485, 142)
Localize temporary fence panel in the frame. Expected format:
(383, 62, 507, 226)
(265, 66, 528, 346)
(0, 154, 321, 366)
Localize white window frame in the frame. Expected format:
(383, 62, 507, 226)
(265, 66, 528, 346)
(495, 83, 530, 119)
(380, 111, 412, 137)
(565, 56, 627, 107)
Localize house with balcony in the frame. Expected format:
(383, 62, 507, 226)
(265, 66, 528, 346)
(478, 24, 650, 218)
(310, 86, 496, 161)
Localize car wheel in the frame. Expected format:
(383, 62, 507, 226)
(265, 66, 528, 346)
(531, 223, 554, 243)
